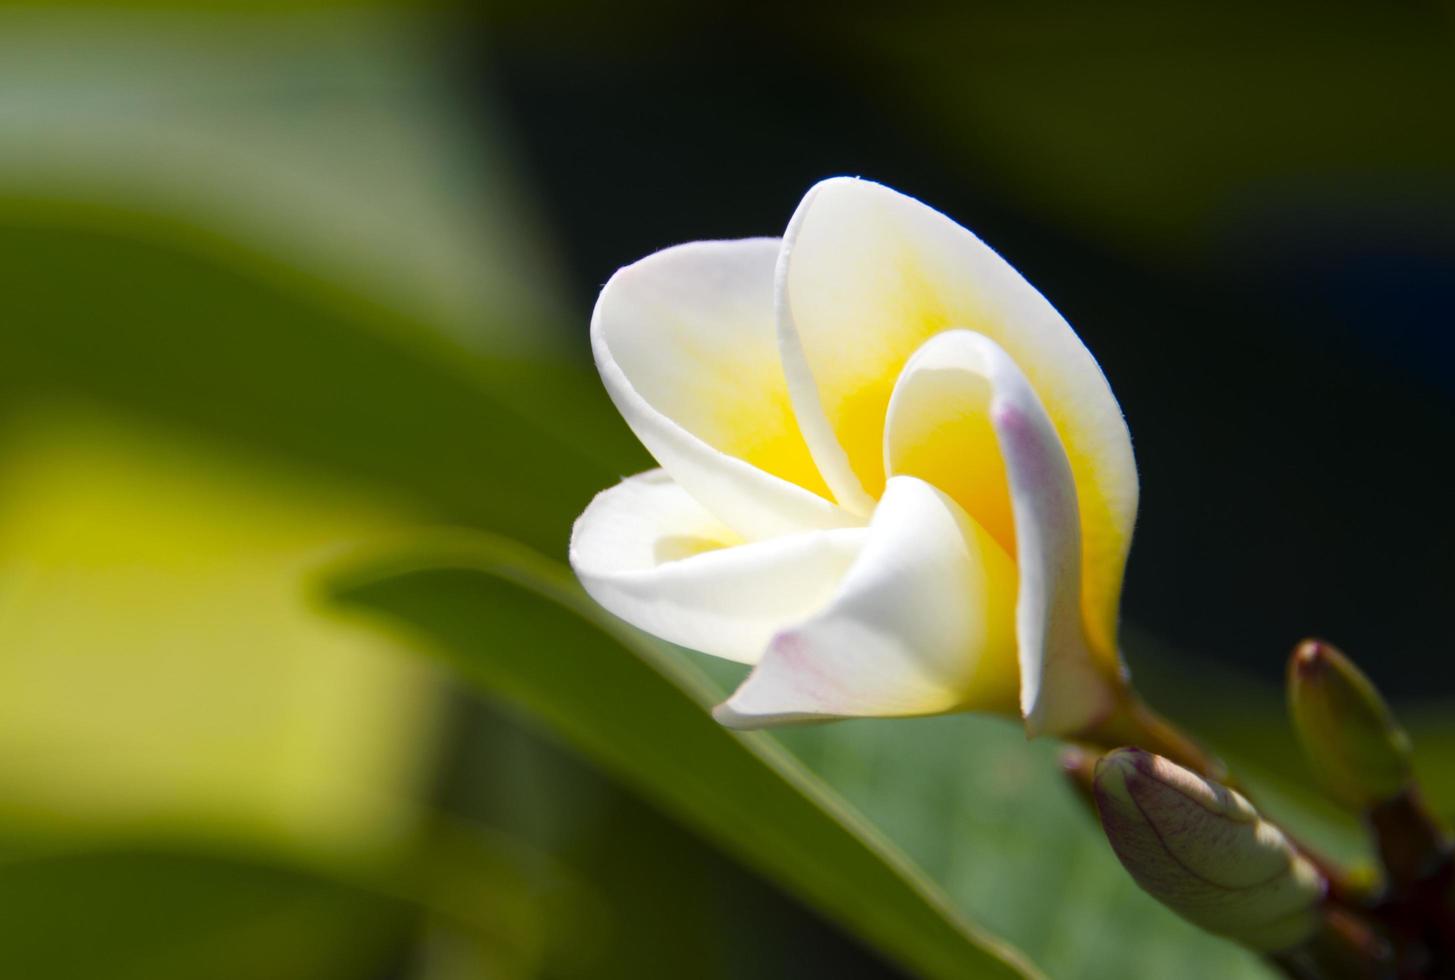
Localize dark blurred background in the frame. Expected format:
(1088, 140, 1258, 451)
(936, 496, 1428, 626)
(482, 1, 1455, 698)
(2, 2, 1453, 978)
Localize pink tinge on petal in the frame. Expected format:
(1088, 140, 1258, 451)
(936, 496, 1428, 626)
(712, 630, 841, 728)
(882, 329, 1117, 737)
(778, 176, 1138, 673)
(989, 368, 1113, 735)
(713, 475, 1020, 730)
(993, 402, 1060, 501)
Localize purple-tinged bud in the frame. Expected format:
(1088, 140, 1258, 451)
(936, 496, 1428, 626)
(1288, 640, 1412, 811)
(1094, 748, 1325, 951)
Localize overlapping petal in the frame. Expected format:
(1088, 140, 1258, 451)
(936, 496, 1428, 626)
(776, 178, 1137, 659)
(593, 238, 854, 539)
(577, 178, 1142, 738)
(714, 476, 1018, 728)
(570, 470, 867, 665)
(885, 331, 1116, 735)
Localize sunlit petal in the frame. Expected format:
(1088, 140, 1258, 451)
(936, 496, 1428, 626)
(886, 330, 1116, 734)
(571, 470, 867, 665)
(594, 238, 853, 538)
(714, 476, 1017, 728)
(777, 178, 1137, 656)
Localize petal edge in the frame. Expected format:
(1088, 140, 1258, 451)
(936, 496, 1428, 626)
(571, 470, 866, 665)
(594, 238, 854, 539)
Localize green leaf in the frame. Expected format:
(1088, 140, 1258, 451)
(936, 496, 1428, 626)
(0, 819, 590, 980)
(324, 531, 1393, 979)
(0, 7, 567, 356)
(843, 6, 1455, 251)
(0, 214, 639, 558)
(759, 707, 1281, 979)
(0, 409, 442, 855)
(322, 531, 1040, 980)
(0, 847, 406, 980)
(0, 8, 649, 557)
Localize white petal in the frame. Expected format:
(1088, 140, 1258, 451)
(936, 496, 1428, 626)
(714, 476, 1018, 728)
(594, 238, 852, 539)
(570, 470, 867, 665)
(777, 177, 1137, 657)
(885, 330, 1116, 735)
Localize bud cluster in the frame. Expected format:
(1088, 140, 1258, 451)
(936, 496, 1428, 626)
(1072, 640, 1452, 979)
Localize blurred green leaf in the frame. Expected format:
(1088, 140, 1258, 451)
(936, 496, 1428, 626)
(323, 531, 1040, 980)
(322, 530, 1437, 979)
(761, 709, 1278, 979)
(0, 408, 442, 859)
(730, 637, 1413, 979)
(0, 817, 588, 980)
(0, 6, 648, 561)
(0, 6, 566, 355)
(0, 847, 406, 980)
(388, 816, 606, 980)
(845, 4, 1455, 251)
(0, 213, 642, 559)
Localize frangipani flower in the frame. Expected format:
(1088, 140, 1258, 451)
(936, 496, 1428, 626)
(570, 178, 1137, 736)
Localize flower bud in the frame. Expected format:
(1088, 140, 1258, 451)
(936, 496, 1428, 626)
(1094, 748, 1325, 951)
(1288, 639, 1412, 810)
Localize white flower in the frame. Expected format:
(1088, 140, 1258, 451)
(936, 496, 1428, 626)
(569, 178, 1138, 736)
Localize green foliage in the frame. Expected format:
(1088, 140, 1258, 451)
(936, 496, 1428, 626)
(325, 531, 1038, 980)
(323, 531, 1415, 978)
(0, 848, 404, 980)
(0, 213, 614, 551)
(766, 713, 1279, 979)
(0, 820, 591, 980)
(836, 4, 1455, 251)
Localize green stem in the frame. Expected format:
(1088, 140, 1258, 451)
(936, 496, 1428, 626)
(1080, 689, 1228, 784)
(1078, 687, 1362, 903)
(1273, 907, 1394, 980)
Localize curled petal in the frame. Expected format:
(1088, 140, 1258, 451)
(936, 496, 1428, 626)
(571, 470, 867, 664)
(885, 330, 1116, 735)
(777, 177, 1137, 657)
(715, 476, 1018, 728)
(594, 238, 853, 539)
